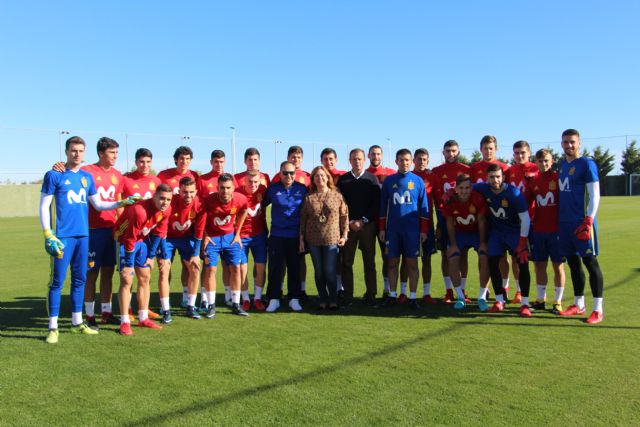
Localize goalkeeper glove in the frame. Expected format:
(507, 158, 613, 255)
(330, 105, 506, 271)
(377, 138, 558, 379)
(575, 216, 593, 241)
(515, 236, 529, 264)
(118, 195, 142, 207)
(43, 229, 64, 259)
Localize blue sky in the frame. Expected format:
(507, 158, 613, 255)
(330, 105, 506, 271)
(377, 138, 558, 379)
(1, 1, 638, 180)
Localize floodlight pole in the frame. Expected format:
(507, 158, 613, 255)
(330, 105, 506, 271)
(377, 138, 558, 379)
(230, 126, 236, 174)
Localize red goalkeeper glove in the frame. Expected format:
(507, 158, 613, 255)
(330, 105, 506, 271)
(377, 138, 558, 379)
(516, 236, 529, 264)
(575, 216, 593, 241)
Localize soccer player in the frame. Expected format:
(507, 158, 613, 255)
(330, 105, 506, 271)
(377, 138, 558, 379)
(114, 184, 172, 335)
(122, 148, 162, 200)
(40, 136, 138, 343)
(264, 161, 308, 312)
(432, 140, 471, 303)
(157, 176, 206, 323)
(473, 164, 532, 316)
(201, 173, 249, 318)
(234, 147, 271, 188)
(525, 149, 565, 314)
(158, 145, 199, 194)
(236, 170, 269, 311)
(442, 174, 489, 310)
(366, 144, 397, 296)
(557, 129, 604, 324)
(378, 149, 429, 308)
(398, 148, 441, 304)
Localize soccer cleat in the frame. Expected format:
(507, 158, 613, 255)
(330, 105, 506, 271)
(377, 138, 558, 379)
(453, 300, 465, 310)
(205, 304, 217, 319)
(266, 299, 280, 313)
(382, 296, 397, 307)
(45, 329, 59, 344)
(443, 289, 454, 303)
(138, 318, 162, 329)
(382, 290, 390, 299)
(520, 305, 533, 317)
(289, 298, 303, 312)
(488, 301, 504, 313)
(253, 299, 266, 311)
(148, 309, 161, 320)
(71, 322, 99, 335)
(161, 310, 173, 324)
(531, 300, 545, 311)
(407, 299, 421, 310)
(199, 300, 209, 314)
(397, 293, 408, 304)
(422, 294, 437, 305)
(478, 299, 489, 312)
(463, 292, 472, 303)
(586, 311, 603, 324)
(511, 292, 522, 304)
(85, 315, 98, 328)
(119, 323, 133, 336)
(186, 306, 201, 320)
(232, 303, 250, 317)
(128, 308, 135, 323)
(551, 303, 563, 315)
(180, 299, 188, 309)
(101, 312, 120, 325)
(242, 299, 251, 312)
(559, 304, 586, 316)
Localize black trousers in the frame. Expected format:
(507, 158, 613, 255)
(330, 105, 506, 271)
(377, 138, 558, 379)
(267, 236, 301, 300)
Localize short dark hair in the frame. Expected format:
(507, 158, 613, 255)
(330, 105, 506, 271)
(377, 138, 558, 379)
(65, 136, 85, 151)
(395, 148, 412, 159)
(287, 145, 303, 156)
(173, 146, 193, 161)
(414, 148, 429, 157)
(349, 148, 365, 158)
(513, 140, 530, 151)
(562, 129, 580, 138)
(535, 148, 552, 160)
(210, 149, 225, 160)
(487, 163, 503, 174)
(456, 173, 472, 186)
(480, 135, 497, 149)
(280, 160, 295, 171)
(368, 145, 383, 154)
(218, 173, 234, 185)
(320, 147, 337, 159)
(96, 137, 119, 154)
(157, 183, 172, 194)
(443, 140, 459, 149)
(135, 148, 153, 160)
(179, 176, 196, 187)
(244, 147, 260, 160)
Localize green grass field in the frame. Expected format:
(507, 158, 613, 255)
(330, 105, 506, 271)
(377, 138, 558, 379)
(1, 197, 639, 426)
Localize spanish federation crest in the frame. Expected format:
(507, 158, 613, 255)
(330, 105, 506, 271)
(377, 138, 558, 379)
(230, 206, 237, 215)
(469, 205, 476, 214)
(408, 181, 415, 190)
(569, 167, 575, 176)
(149, 182, 156, 190)
(81, 177, 88, 188)
(111, 175, 118, 185)
(299, 177, 306, 184)
(501, 199, 509, 207)
(549, 180, 557, 190)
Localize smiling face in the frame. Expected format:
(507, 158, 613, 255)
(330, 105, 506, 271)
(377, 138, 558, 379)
(368, 147, 382, 167)
(217, 179, 235, 203)
(488, 168, 503, 191)
(244, 174, 261, 194)
(136, 156, 152, 176)
(244, 154, 260, 171)
(513, 147, 530, 165)
(180, 183, 196, 205)
(98, 147, 118, 168)
(288, 152, 303, 170)
(561, 134, 581, 160)
(413, 153, 429, 171)
(443, 145, 459, 163)
(280, 164, 296, 187)
(481, 142, 497, 162)
(313, 168, 329, 190)
(211, 156, 225, 174)
(536, 153, 553, 173)
(396, 153, 412, 174)
(175, 154, 192, 173)
(321, 152, 337, 171)
(349, 151, 365, 175)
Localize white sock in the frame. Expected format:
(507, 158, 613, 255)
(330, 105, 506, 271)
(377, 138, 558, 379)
(536, 285, 546, 301)
(516, 280, 521, 292)
(575, 295, 585, 310)
(85, 301, 95, 317)
(390, 291, 397, 298)
(522, 296, 529, 307)
(444, 276, 453, 290)
(121, 314, 130, 324)
(188, 294, 197, 307)
(225, 286, 231, 302)
(300, 281, 306, 292)
(182, 287, 188, 302)
(49, 316, 59, 329)
(554, 287, 564, 304)
(455, 286, 465, 300)
(478, 287, 488, 300)
(207, 292, 216, 306)
(201, 287, 208, 304)
(502, 278, 509, 290)
(242, 290, 250, 302)
(231, 290, 241, 304)
(423, 282, 431, 296)
(160, 297, 170, 311)
(255, 285, 263, 300)
(593, 297, 603, 313)
(460, 277, 467, 290)
(138, 309, 148, 321)
(101, 302, 112, 313)
(383, 278, 390, 291)
(496, 294, 505, 304)
(409, 291, 416, 300)
(280, 282, 285, 290)
(72, 312, 83, 326)
(400, 282, 407, 295)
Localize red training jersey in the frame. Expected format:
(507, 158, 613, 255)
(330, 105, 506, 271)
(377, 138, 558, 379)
(507, 162, 539, 193)
(82, 164, 123, 229)
(197, 171, 223, 197)
(202, 192, 248, 237)
(327, 168, 346, 186)
(366, 164, 396, 186)
(271, 169, 311, 188)
(525, 170, 559, 233)
(236, 186, 268, 238)
(432, 162, 471, 194)
(167, 195, 206, 239)
(413, 169, 443, 228)
(122, 171, 161, 200)
(113, 198, 171, 252)
(233, 171, 271, 189)
(157, 168, 200, 195)
(442, 190, 487, 233)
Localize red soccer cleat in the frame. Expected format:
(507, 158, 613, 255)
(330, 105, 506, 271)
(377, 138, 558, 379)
(138, 318, 163, 329)
(559, 304, 586, 316)
(511, 292, 522, 304)
(463, 292, 471, 303)
(101, 311, 120, 325)
(488, 301, 504, 313)
(586, 311, 603, 324)
(422, 295, 437, 305)
(443, 289, 454, 304)
(242, 299, 251, 312)
(253, 299, 266, 311)
(520, 305, 533, 317)
(397, 294, 408, 304)
(119, 323, 133, 336)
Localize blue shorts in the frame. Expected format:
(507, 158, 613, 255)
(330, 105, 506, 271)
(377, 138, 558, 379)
(386, 229, 420, 259)
(204, 233, 243, 267)
(487, 229, 520, 257)
(240, 232, 268, 264)
(88, 227, 116, 270)
(452, 231, 483, 253)
(530, 231, 564, 263)
(118, 241, 149, 270)
(160, 236, 198, 261)
(558, 221, 599, 257)
(421, 227, 436, 256)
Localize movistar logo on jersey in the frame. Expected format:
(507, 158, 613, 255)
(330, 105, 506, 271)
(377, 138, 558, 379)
(456, 214, 476, 225)
(141, 224, 158, 236)
(67, 188, 87, 204)
(489, 207, 506, 218)
(173, 220, 192, 231)
(393, 191, 412, 205)
(536, 192, 555, 206)
(247, 203, 262, 217)
(512, 180, 526, 192)
(133, 191, 153, 200)
(443, 182, 455, 192)
(97, 185, 116, 200)
(559, 177, 570, 192)
(213, 215, 231, 226)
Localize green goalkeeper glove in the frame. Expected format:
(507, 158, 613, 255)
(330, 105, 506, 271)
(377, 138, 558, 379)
(43, 229, 65, 259)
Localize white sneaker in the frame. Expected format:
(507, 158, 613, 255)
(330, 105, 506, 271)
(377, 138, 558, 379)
(289, 298, 303, 312)
(266, 299, 280, 313)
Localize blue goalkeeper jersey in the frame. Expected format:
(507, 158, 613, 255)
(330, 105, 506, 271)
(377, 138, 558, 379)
(473, 182, 527, 233)
(558, 157, 599, 223)
(41, 169, 97, 238)
(379, 171, 429, 233)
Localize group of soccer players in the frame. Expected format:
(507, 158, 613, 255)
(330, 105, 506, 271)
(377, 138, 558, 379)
(40, 128, 605, 343)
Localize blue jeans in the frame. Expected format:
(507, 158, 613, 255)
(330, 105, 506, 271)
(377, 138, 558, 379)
(309, 245, 338, 304)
